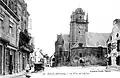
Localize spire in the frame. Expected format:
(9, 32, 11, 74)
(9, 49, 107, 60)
(71, 12, 75, 22)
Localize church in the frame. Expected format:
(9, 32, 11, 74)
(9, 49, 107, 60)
(54, 8, 110, 67)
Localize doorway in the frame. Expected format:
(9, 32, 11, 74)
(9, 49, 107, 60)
(116, 56, 120, 65)
(108, 57, 111, 65)
(9, 55, 12, 65)
(22, 57, 25, 70)
(9, 55, 13, 74)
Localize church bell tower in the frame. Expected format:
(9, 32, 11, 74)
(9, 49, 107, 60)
(70, 8, 89, 48)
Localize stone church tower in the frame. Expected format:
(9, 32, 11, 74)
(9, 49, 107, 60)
(70, 8, 88, 48)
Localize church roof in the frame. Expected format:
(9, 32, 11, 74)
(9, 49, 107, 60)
(62, 34, 69, 51)
(75, 8, 85, 14)
(85, 32, 110, 47)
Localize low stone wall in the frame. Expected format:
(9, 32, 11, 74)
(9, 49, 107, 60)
(70, 47, 107, 66)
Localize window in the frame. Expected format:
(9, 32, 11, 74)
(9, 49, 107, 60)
(117, 40, 120, 51)
(0, 19, 4, 29)
(97, 53, 100, 58)
(79, 53, 82, 57)
(9, 26, 13, 34)
(9, 19, 14, 37)
(0, 15, 4, 21)
(9, 25, 14, 37)
(80, 16, 82, 19)
(76, 19, 78, 22)
(116, 33, 119, 37)
(24, 21, 27, 29)
(108, 43, 111, 54)
(21, 17, 23, 21)
(110, 36, 112, 40)
(0, 9, 4, 25)
(78, 43, 83, 47)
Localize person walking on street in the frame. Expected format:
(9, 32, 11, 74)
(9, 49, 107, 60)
(26, 64, 31, 78)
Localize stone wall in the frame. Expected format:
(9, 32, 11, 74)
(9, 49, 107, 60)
(70, 47, 107, 66)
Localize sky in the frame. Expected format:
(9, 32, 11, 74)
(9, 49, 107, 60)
(25, 0, 120, 56)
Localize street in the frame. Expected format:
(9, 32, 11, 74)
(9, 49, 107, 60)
(9, 66, 120, 78)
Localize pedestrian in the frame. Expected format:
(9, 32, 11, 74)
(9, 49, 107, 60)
(26, 64, 31, 78)
(30, 65, 34, 73)
(26, 64, 30, 72)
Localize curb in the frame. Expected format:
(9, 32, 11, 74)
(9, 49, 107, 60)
(12, 73, 26, 78)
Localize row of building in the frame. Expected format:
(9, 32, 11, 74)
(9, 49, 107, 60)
(0, 0, 34, 75)
(29, 48, 51, 70)
(53, 8, 120, 67)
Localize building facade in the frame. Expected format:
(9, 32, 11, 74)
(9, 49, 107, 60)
(54, 34, 64, 67)
(0, 0, 34, 75)
(54, 34, 70, 67)
(0, 0, 19, 75)
(107, 19, 120, 66)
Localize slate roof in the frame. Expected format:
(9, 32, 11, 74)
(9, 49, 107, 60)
(85, 32, 110, 47)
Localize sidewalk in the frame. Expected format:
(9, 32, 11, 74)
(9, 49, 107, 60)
(0, 71, 26, 78)
(106, 66, 120, 71)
